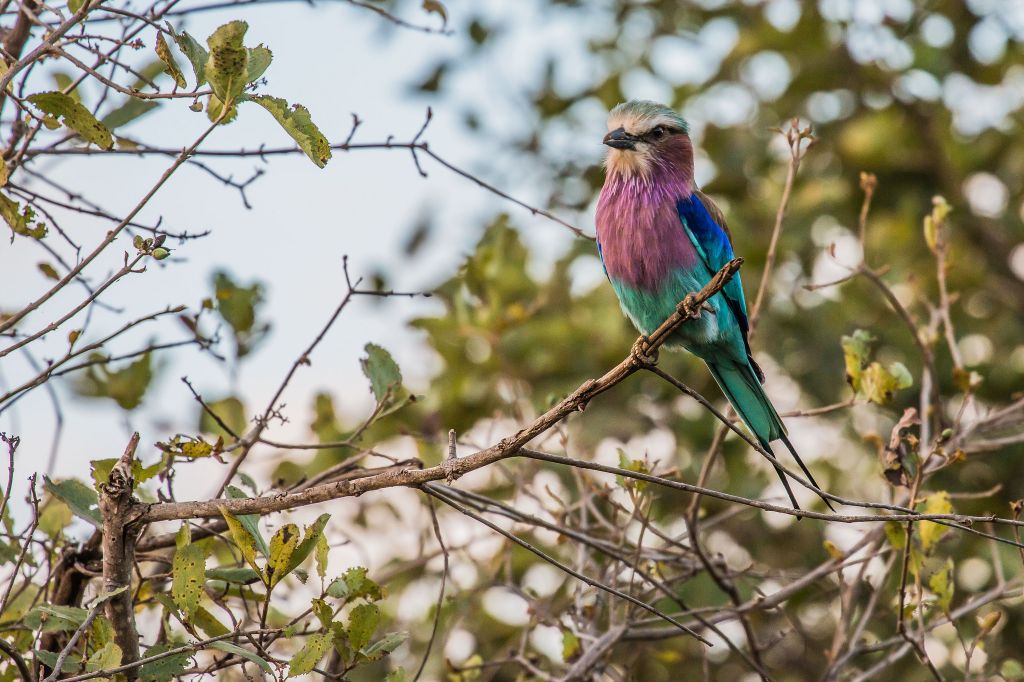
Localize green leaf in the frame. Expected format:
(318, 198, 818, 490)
(247, 94, 331, 168)
(225, 486, 271, 557)
(362, 631, 407, 661)
(38, 496, 73, 538)
(347, 602, 380, 651)
(74, 352, 153, 410)
(840, 329, 874, 392)
(326, 566, 383, 602)
(205, 21, 248, 106)
(615, 449, 648, 492)
(28, 91, 113, 149)
(265, 523, 300, 588)
(287, 631, 331, 677)
(85, 641, 122, 672)
(360, 343, 402, 403)
(52, 72, 81, 102)
(205, 566, 261, 584)
(286, 513, 330, 575)
(213, 271, 268, 357)
(34, 650, 80, 673)
(384, 669, 406, 682)
(920, 492, 952, 552)
(246, 45, 272, 82)
(198, 396, 248, 440)
(171, 30, 208, 85)
(888, 362, 913, 389)
(172, 524, 207, 617)
(38, 262, 59, 280)
(929, 558, 954, 613)
(191, 605, 229, 638)
(0, 192, 46, 239)
(220, 506, 263, 581)
(68, 0, 86, 14)
(209, 641, 273, 674)
(101, 97, 159, 129)
(311, 597, 334, 628)
(139, 643, 190, 681)
(90, 457, 160, 492)
(155, 33, 187, 89)
(25, 604, 88, 632)
(44, 476, 101, 527)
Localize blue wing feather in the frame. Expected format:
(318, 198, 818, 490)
(677, 194, 762, 379)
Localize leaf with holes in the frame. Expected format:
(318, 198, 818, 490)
(287, 631, 331, 678)
(205, 21, 248, 107)
(172, 524, 207, 617)
(139, 643, 190, 681)
(326, 566, 383, 602)
(28, 92, 113, 149)
(247, 95, 331, 168)
(246, 45, 272, 82)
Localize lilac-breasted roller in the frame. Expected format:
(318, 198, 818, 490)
(595, 100, 830, 511)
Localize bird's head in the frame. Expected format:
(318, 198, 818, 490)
(603, 100, 691, 179)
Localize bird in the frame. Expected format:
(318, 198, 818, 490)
(594, 99, 832, 512)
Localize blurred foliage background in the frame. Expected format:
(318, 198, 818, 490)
(6, 0, 1024, 680)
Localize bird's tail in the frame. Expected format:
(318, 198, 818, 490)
(705, 359, 834, 512)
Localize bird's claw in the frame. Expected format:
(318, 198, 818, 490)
(631, 336, 659, 366)
(676, 293, 701, 318)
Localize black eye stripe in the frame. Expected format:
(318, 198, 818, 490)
(642, 125, 679, 140)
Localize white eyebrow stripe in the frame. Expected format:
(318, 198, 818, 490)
(606, 112, 683, 136)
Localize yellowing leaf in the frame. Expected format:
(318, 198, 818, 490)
(920, 491, 952, 552)
(861, 361, 912, 405)
(247, 94, 331, 168)
(286, 513, 330, 575)
(172, 524, 207, 617)
(840, 329, 874, 391)
(562, 630, 580, 663)
(155, 33, 187, 89)
(928, 559, 954, 613)
(28, 91, 113, 149)
(265, 523, 300, 588)
(191, 605, 229, 637)
(315, 533, 329, 580)
(0, 193, 46, 239)
(205, 21, 248, 107)
(37, 262, 58, 280)
(220, 506, 263, 581)
(287, 631, 331, 677)
(85, 641, 121, 672)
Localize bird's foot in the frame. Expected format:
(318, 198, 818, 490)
(631, 336, 659, 366)
(676, 293, 701, 318)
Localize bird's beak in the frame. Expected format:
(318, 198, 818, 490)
(603, 126, 637, 151)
